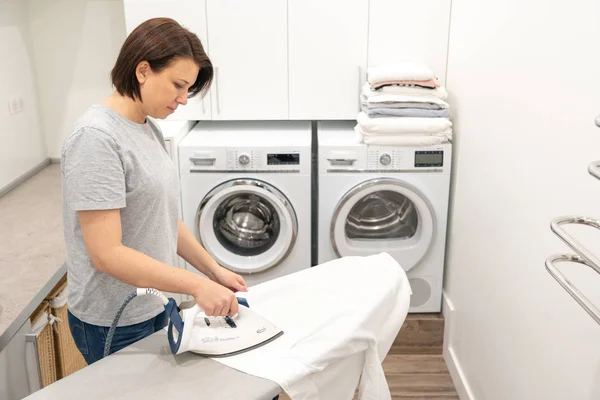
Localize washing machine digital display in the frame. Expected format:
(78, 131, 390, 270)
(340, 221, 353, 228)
(415, 150, 444, 167)
(267, 153, 300, 165)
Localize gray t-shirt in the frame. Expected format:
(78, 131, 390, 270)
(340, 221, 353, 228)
(61, 104, 180, 326)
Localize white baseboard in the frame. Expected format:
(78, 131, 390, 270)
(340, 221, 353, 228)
(442, 292, 476, 400)
(0, 158, 51, 198)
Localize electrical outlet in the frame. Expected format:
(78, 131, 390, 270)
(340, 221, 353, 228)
(7, 95, 24, 115)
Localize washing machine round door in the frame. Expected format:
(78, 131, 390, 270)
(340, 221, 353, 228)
(331, 178, 435, 271)
(196, 179, 298, 274)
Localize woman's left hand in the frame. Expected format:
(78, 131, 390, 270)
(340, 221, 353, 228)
(210, 266, 248, 293)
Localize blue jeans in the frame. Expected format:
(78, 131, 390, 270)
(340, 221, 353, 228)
(68, 310, 168, 365)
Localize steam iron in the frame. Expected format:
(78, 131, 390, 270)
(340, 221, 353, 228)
(105, 289, 283, 359)
(166, 296, 284, 357)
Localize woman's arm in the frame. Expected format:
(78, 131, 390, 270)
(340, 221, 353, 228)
(78, 209, 238, 316)
(176, 219, 248, 292)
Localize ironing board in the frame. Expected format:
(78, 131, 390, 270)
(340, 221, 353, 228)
(24, 253, 409, 399)
(22, 330, 282, 400)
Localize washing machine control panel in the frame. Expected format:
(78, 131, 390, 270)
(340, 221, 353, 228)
(365, 146, 449, 171)
(226, 149, 303, 171)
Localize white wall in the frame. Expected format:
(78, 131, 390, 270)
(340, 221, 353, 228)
(0, 1, 47, 190)
(444, 0, 600, 399)
(26, 0, 126, 160)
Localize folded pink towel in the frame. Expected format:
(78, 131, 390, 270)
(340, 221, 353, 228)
(372, 78, 440, 89)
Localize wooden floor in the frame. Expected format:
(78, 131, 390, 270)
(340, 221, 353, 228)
(279, 313, 459, 399)
(380, 354, 459, 399)
(279, 354, 458, 399)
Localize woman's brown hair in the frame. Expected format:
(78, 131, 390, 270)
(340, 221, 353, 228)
(111, 17, 212, 100)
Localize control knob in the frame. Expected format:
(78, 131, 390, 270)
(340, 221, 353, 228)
(379, 153, 392, 166)
(238, 153, 251, 166)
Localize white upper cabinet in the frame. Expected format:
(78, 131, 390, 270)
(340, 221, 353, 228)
(206, 0, 288, 120)
(368, 0, 452, 85)
(122, 0, 452, 120)
(122, 0, 212, 120)
(288, 0, 369, 120)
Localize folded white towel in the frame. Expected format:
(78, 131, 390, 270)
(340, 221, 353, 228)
(357, 112, 452, 135)
(362, 93, 449, 109)
(363, 82, 448, 100)
(364, 135, 451, 146)
(355, 126, 452, 146)
(368, 62, 434, 85)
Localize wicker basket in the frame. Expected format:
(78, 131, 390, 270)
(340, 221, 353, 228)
(48, 279, 88, 378)
(30, 301, 58, 388)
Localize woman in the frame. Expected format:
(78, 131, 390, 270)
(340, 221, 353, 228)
(61, 17, 247, 365)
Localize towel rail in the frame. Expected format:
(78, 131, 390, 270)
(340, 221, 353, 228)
(545, 114, 600, 325)
(588, 161, 600, 181)
(550, 216, 600, 275)
(545, 254, 600, 325)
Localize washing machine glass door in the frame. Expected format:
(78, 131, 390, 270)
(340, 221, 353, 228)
(196, 179, 298, 274)
(331, 178, 435, 271)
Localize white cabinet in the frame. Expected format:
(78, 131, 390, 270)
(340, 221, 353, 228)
(368, 0, 452, 85)
(288, 0, 369, 120)
(122, 0, 452, 120)
(122, 0, 212, 120)
(206, 0, 288, 120)
(0, 320, 36, 400)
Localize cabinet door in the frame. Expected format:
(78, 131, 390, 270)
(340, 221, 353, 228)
(206, 0, 288, 120)
(122, 0, 212, 120)
(0, 320, 36, 400)
(288, 0, 368, 120)
(368, 0, 452, 85)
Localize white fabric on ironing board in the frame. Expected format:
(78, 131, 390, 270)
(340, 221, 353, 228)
(367, 62, 434, 85)
(362, 82, 448, 100)
(211, 253, 412, 400)
(357, 112, 452, 135)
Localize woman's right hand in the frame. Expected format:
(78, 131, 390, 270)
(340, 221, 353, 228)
(192, 278, 239, 317)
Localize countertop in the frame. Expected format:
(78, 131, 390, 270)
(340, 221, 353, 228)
(0, 163, 66, 347)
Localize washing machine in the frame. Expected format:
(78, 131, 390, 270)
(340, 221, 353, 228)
(317, 121, 452, 312)
(179, 121, 312, 287)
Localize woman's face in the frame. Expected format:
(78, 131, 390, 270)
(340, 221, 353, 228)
(137, 57, 200, 119)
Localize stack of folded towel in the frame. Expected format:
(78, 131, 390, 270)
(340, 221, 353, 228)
(356, 62, 452, 146)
